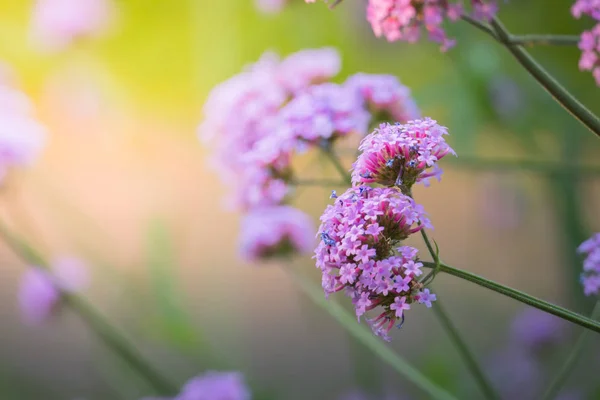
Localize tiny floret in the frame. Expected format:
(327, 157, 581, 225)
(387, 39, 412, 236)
(579, 233, 600, 296)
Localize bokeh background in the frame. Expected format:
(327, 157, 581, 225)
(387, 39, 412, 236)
(0, 0, 599, 399)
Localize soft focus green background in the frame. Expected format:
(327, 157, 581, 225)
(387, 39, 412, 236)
(0, 0, 599, 399)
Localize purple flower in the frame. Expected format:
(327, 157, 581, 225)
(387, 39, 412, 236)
(365, 1, 498, 51)
(572, 2, 600, 85)
(239, 205, 315, 262)
(315, 186, 435, 339)
(141, 371, 250, 400)
(18, 256, 89, 325)
(578, 233, 600, 296)
(510, 307, 566, 350)
(30, 0, 113, 52)
(486, 347, 542, 400)
(351, 118, 455, 190)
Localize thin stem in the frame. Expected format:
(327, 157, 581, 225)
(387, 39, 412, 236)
(488, 18, 600, 139)
(461, 15, 498, 38)
(283, 266, 458, 400)
(421, 261, 600, 334)
(419, 231, 499, 400)
(0, 220, 177, 396)
(542, 300, 600, 400)
(509, 34, 580, 47)
(320, 146, 352, 185)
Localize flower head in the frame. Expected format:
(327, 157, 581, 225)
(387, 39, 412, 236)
(366, 1, 498, 51)
(315, 186, 434, 339)
(30, 0, 113, 51)
(576, 24, 600, 86)
(351, 118, 454, 190)
(579, 233, 600, 296)
(239, 206, 315, 262)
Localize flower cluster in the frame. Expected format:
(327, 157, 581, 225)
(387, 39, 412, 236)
(364, 0, 498, 51)
(30, 0, 113, 51)
(239, 206, 315, 262)
(351, 118, 454, 190)
(201, 48, 419, 263)
(141, 371, 251, 400)
(315, 186, 435, 341)
(19, 257, 89, 325)
(578, 233, 600, 296)
(0, 71, 46, 182)
(572, 0, 600, 85)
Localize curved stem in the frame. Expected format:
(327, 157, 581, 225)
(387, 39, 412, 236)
(542, 300, 600, 400)
(488, 18, 600, 139)
(422, 261, 600, 334)
(0, 220, 178, 396)
(419, 231, 499, 400)
(509, 34, 580, 47)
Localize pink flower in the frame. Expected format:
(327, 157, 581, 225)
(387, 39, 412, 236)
(366, 0, 498, 50)
(0, 76, 46, 181)
(576, 24, 600, 85)
(276, 47, 341, 92)
(351, 118, 455, 190)
(239, 206, 315, 262)
(30, 0, 113, 51)
(18, 256, 89, 325)
(141, 371, 251, 400)
(579, 233, 600, 296)
(255, 0, 288, 14)
(572, 0, 600, 20)
(315, 186, 434, 340)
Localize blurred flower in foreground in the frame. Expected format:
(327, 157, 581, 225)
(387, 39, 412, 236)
(18, 257, 89, 325)
(578, 233, 600, 295)
(30, 0, 113, 51)
(572, 1, 600, 85)
(141, 371, 251, 400)
(486, 346, 542, 400)
(255, 0, 288, 14)
(315, 186, 434, 341)
(0, 70, 46, 182)
(353, 0, 498, 50)
(510, 307, 567, 351)
(351, 119, 454, 190)
(239, 205, 315, 262)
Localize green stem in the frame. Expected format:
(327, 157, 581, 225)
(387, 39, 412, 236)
(508, 34, 580, 47)
(488, 18, 600, 139)
(422, 261, 600, 333)
(0, 221, 177, 396)
(542, 300, 600, 400)
(283, 267, 458, 400)
(320, 146, 352, 185)
(419, 231, 499, 400)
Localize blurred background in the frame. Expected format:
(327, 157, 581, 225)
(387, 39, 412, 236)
(0, 0, 599, 399)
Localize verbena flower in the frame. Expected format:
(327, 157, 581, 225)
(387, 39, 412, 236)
(346, 73, 421, 124)
(365, 0, 498, 51)
(351, 118, 454, 191)
(30, 0, 113, 51)
(572, 1, 600, 84)
(239, 205, 315, 262)
(141, 371, 251, 400)
(510, 307, 566, 351)
(0, 76, 46, 181)
(315, 186, 434, 340)
(578, 233, 600, 296)
(18, 257, 89, 325)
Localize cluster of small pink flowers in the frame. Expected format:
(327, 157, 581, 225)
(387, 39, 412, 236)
(18, 256, 89, 325)
(0, 73, 46, 182)
(572, 1, 600, 85)
(364, 0, 498, 51)
(351, 118, 455, 191)
(239, 205, 315, 262)
(30, 0, 113, 51)
(141, 371, 251, 400)
(578, 233, 600, 296)
(314, 186, 435, 341)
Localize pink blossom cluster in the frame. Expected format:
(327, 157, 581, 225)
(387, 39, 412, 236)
(141, 371, 251, 400)
(578, 233, 600, 296)
(30, 0, 113, 51)
(314, 186, 435, 341)
(572, 1, 600, 85)
(351, 118, 455, 190)
(201, 49, 420, 263)
(0, 74, 46, 182)
(364, 0, 498, 51)
(239, 206, 315, 262)
(19, 257, 89, 325)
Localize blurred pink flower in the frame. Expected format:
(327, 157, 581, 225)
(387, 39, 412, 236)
(18, 257, 89, 325)
(579, 233, 600, 296)
(510, 307, 567, 350)
(30, 0, 113, 51)
(255, 0, 288, 14)
(141, 371, 250, 400)
(239, 205, 315, 262)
